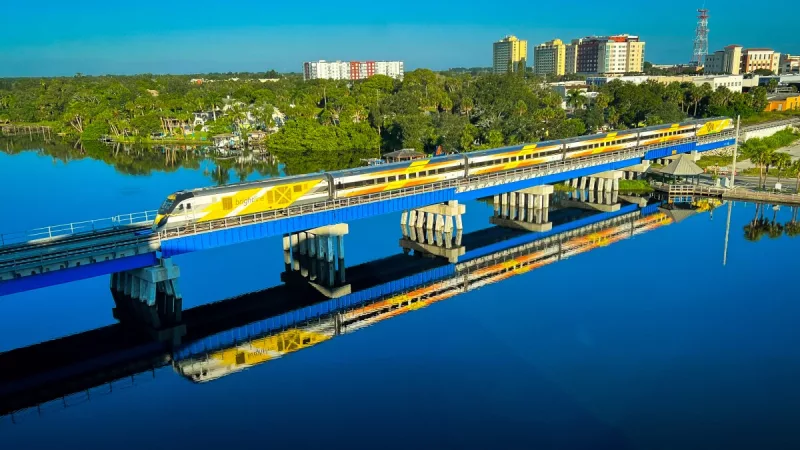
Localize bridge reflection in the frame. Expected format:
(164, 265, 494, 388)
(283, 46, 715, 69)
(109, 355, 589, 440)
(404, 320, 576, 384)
(0, 200, 685, 423)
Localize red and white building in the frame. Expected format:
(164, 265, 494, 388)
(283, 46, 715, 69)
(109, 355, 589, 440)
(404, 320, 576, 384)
(303, 60, 404, 81)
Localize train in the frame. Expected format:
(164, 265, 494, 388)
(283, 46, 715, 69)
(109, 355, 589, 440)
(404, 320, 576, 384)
(152, 117, 733, 230)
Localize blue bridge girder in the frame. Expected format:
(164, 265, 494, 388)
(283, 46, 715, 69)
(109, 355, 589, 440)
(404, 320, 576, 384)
(0, 132, 735, 297)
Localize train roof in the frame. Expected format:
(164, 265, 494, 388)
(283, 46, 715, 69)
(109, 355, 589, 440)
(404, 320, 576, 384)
(185, 171, 326, 197)
(327, 153, 464, 179)
(466, 140, 562, 158)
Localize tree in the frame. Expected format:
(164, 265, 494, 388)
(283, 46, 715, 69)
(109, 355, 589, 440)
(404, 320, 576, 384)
(566, 90, 585, 111)
(754, 69, 774, 76)
(771, 152, 792, 184)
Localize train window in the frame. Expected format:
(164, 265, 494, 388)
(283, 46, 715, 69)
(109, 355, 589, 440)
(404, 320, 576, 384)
(503, 158, 509, 163)
(378, 178, 386, 184)
(178, 204, 184, 211)
(399, 174, 406, 180)
(186, 203, 192, 210)
(437, 168, 446, 174)
(409, 172, 417, 179)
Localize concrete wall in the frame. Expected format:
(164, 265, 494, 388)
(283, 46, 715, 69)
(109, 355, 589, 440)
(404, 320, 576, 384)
(741, 122, 799, 141)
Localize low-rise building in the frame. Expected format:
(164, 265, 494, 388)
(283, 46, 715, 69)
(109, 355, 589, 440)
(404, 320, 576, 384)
(741, 48, 781, 74)
(303, 60, 404, 81)
(779, 54, 800, 74)
(765, 93, 800, 111)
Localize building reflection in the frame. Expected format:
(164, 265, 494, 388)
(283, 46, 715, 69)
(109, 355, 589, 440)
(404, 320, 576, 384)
(0, 201, 689, 423)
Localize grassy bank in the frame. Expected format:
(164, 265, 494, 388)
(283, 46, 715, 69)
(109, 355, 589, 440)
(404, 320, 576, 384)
(618, 179, 653, 193)
(697, 155, 733, 169)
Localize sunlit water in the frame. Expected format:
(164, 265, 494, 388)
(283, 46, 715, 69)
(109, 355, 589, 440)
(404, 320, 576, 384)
(1, 145, 799, 450)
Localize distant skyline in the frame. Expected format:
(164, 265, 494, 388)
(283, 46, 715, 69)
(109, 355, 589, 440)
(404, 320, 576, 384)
(0, 0, 796, 77)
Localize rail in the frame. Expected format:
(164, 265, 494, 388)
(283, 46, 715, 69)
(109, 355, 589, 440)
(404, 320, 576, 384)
(741, 118, 800, 133)
(157, 145, 658, 240)
(3, 131, 732, 255)
(0, 211, 157, 248)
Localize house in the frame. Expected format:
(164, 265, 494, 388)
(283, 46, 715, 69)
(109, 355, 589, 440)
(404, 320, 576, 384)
(247, 130, 268, 143)
(193, 111, 219, 128)
(212, 133, 241, 149)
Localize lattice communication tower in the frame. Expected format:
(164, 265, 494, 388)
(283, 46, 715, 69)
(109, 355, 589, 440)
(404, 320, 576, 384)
(691, 8, 710, 66)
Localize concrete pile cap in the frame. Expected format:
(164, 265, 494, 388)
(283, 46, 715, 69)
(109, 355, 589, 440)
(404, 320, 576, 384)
(657, 154, 704, 176)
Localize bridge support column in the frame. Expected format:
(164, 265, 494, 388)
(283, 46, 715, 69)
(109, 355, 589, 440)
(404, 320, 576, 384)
(491, 185, 553, 232)
(400, 200, 466, 263)
(282, 224, 350, 298)
(561, 170, 622, 212)
(110, 258, 186, 346)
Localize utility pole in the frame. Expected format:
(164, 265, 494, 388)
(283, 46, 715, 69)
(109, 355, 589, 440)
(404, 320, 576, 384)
(731, 114, 740, 188)
(723, 200, 732, 266)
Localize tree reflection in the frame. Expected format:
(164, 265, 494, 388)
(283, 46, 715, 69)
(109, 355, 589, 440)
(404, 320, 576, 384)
(1, 137, 278, 185)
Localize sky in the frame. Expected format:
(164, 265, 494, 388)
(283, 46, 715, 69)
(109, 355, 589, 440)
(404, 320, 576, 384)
(0, 0, 795, 77)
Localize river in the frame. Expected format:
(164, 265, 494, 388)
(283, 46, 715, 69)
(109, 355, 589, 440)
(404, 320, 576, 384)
(0, 141, 799, 450)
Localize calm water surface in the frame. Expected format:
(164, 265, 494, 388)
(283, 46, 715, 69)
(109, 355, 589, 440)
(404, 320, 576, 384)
(0, 145, 799, 450)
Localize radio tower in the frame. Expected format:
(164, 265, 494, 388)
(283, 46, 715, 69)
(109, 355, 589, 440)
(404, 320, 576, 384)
(691, 8, 710, 66)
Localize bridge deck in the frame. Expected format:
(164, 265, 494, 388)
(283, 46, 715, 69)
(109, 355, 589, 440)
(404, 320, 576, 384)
(0, 132, 735, 296)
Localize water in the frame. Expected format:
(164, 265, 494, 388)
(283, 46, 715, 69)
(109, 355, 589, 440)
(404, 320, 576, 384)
(1, 144, 800, 450)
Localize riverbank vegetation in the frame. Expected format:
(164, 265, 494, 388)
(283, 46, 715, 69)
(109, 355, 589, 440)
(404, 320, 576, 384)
(740, 129, 800, 188)
(0, 71, 774, 167)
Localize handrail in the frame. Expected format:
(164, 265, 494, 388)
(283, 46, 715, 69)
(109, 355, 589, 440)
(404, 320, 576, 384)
(3, 131, 735, 252)
(0, 211, 158, 248)
(157, 143, 664, 241)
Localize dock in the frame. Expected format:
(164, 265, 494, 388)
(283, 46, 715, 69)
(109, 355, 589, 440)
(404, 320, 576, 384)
(653, 182, 800, 206)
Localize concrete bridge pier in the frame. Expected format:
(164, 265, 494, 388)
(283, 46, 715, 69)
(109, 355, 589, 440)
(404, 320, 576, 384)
(491, 185, 553, 232)
(110, 258, 186, 346)
(400, 201, 466, 263)
(282, 224, 350, 298)
(562, 171, 623, 212)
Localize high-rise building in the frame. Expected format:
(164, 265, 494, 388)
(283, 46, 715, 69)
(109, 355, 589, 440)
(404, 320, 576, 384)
(303, 60, 404, 81)
(493, 35, 528, 74)
(569, 35, 645, 74)
(534, 39, 566, 76)
(780, 54, 800, 74)
(565, 40, 580, 74)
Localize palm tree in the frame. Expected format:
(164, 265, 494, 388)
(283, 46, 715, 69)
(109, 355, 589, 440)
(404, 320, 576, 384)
(767, 205, 784, 239)
(785, 207, 800, 238)
(790, 160, 800, 194)
(566, 90, 585, 112)
(771, 152, 792, 185)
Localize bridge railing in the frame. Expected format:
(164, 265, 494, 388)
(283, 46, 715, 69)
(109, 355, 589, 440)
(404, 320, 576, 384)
(0, 211, 157, 248)
(158, 146, 655, 240)
(741, 118, 800, 133)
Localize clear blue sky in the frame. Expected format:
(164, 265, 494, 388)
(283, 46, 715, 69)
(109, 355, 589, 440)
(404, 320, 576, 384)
(0, 0, 794, 77)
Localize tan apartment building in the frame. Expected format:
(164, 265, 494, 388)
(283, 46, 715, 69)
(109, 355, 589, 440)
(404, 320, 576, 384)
(741, 48, 781, 74)
(493, 35, 528, 74)
(534, 39, 566, 76)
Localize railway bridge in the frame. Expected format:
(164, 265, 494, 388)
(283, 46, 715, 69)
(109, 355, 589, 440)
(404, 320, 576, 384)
(0, 126, 735, 302)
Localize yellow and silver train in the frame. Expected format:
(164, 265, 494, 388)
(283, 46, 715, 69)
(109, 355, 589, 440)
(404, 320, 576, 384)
(152, 117, 733, 230)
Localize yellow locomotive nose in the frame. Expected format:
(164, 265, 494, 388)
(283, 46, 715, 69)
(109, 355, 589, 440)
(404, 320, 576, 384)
(152, 214, 168, 230)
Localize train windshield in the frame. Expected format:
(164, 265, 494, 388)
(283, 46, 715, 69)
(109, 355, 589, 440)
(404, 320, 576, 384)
(158, 198, 175, 214)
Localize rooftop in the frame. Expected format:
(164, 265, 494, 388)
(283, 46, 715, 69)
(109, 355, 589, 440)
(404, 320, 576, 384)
(768, 93, 800, 101)
(656, 154, 704, 177)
